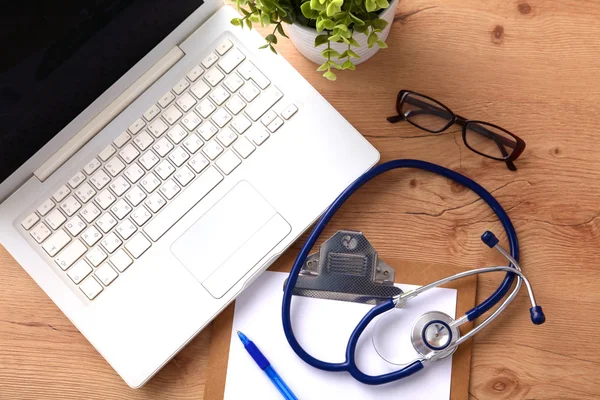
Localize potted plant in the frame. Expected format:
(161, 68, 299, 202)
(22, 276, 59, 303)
(230, 0, 398, 80)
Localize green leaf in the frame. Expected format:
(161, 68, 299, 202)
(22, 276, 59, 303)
(301, 1, 312, 17)
(365, 0, 377, 12)
(249, 14, 260, 22)
(269, 44, 278, 54)
(230, 18, 242, 26)
(328, 34, 343, 42)
(348, 37, 360, 47)
(277, 23, 289, 38)
(266, 34, 278, 44)
(260, 12, 271, 26)
(348, 49, 360, 58)
(323, 70, 337, 81)
(338, 50, 349, 58)
(329, 60, 342, 69)
(375, 0, 389, 9)
(259, 44, 269, 49)
(376, 40, 388, 48)
(326, 0, 343, 16)
(367, 31, 378, 48)
(342, 60, 356, 70)
(311, 0, 325, 10)
(314, 34, 329, 47)
(353, 24, 368, 33)
(349, 13, 365, 26)
(241, 8, 251, 16)
(321, 48, 341, 58)
(322, 18, 335, 30)
(317, 61, 331, 71)
(246, 18, 253, 29)
(371, 18, 388, 30)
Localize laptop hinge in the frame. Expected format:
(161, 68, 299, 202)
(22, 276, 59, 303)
(34, 46, 186, 182)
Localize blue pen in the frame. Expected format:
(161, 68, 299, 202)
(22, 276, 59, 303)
(237, 331, 298, 400)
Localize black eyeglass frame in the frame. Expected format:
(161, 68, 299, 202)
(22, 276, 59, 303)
(387, 90, 526, 171)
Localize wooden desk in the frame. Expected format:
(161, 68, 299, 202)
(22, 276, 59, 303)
(2, 0, 599, 398)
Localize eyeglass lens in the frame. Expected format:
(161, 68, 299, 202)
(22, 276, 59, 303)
(399, 92, 454, 133)
(464, 122, 518, 160)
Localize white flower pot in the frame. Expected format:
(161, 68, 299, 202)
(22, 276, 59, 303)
(286, 0, 399, 65)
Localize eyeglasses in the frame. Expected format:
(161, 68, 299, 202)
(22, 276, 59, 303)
(387, 90, 526, 171)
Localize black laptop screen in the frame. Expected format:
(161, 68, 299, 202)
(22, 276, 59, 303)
(0, 0, 204, 184)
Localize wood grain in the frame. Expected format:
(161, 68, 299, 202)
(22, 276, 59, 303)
(2, 0, 600, 398)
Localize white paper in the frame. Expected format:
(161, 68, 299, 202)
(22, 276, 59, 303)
(224, 271, 457, 400)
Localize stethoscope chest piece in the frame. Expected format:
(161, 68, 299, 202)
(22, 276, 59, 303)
(411, 311, 460, 358)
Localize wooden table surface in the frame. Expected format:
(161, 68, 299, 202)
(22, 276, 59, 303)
(2, 0, 600, 398)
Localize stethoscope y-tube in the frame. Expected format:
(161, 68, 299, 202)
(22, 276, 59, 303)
(281, 159, 545, 385)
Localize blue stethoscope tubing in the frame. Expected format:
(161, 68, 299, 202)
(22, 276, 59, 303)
(281, 159, 519, 385)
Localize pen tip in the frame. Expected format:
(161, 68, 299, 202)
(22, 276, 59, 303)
(237, 330, 250, 345)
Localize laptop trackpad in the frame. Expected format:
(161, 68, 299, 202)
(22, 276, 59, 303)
(171, 181, 291, 299)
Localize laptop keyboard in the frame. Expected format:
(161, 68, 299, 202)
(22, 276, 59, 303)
(19, 39, 298, 301)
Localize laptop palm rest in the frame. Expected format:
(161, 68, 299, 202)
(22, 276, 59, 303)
(171, 181, 291, 299)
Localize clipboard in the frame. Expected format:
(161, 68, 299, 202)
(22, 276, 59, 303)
(204, 256, 477, 400)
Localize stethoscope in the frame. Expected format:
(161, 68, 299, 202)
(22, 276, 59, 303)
(282, 159, 545, 385)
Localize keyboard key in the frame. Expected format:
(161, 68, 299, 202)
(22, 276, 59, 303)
(81, 226, 102, 246)
(237, 61, 271, 89)
(202, 52, 219, 68)
(153, 137, 174, 157)
(173, 78, 190, 95)
(182, 111, 202, 131)
(189, 154, 209, 173)
(74, 182, 96, 203)
(233, 137, 255, 158)
(42, 229, 71, 257)
(98, 145, 117, 162)
(118, 143, 140, 164)
(168, 147, 190, 167)
(105, 157, 126, 176)
(111, 249, 133, 272)
(124, 163, 145, 184)
(186, 65, 203, 82)
(216, 151, 241, 175)
(60, 194, 82, 215)
(65, 215, 86, 236)
(55, 239, 86, 271)
(131, 206, 152, 226)
(86, 247, 108, 267)
(267, 117, 284, 133)
(160, 179, 181, 200)
(101, 232, 123, 253)
(141, 172, 161, 193)
(21, 213, 40, 230)
(95, 189, 116, 210)
(198, 121, 218, 141)
(203, 141, 224, 160)
(96, 263, 118, 286)
(53, 185, 71, 202)
(163, 105, 183, 125)
(190, 80, 211, 99)
(176, 92, 197, 112)
(211, 108, 232, 128)
(83, 158, 102, 175)
(45, 209, 66, 230)
(183, 133, 203, 154)
(125, 186, 147, 207)
(67, 260, 93, 284)
(156, 160, 175, 179)
(248, 128, 270, 146)
(80, 203, 101, 223)
(37, 198, 55, 216)
(68, 171, 86, 189)
(261, 110, 278, 126)
(90, 170, 111, 189)
(226, 95, 246, 115)
(109, 176, 131, 196)
(167, 124, 188, 144)
(158, 91, 176, 108)
(80, 277, 103, 300)
(133, 131, 154, 151)
(216, 39, 233, 55)
(239, 82, 260, 102)
(174, 165, 195, 186)
(224, 73, 244, 93)
(231, 115, 252, 134)
(217, 127, 237, 147)
(110, 199, 132, 220)
(197, 99, 216, 118)
(143, 167, 223, 241)
(96, 212, 117, 233)
(210, 85, 230, 105)
(143, 104, 161, 121)
(30, 222, 51, 243)
(128, 118, 146, 135)
(205, 67, 225, 86)
(139, 150, 160, 170)
(148, 118, 169, 137)
(126, 233, 151, 258)
(218, 48, 246, 73)
(245, 86, 283, 121)
(113, 131, 131, 148)
(116, 218, 137, 240)
(146, 192, 166, 212)
(281, 104, 298, 119)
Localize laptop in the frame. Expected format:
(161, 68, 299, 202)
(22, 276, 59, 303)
(0, 0, 379, 388)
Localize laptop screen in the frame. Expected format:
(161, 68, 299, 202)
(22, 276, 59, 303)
(0, 0, 204, 184)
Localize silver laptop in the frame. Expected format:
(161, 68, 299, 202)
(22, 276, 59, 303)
(0, 0, 379, 387)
